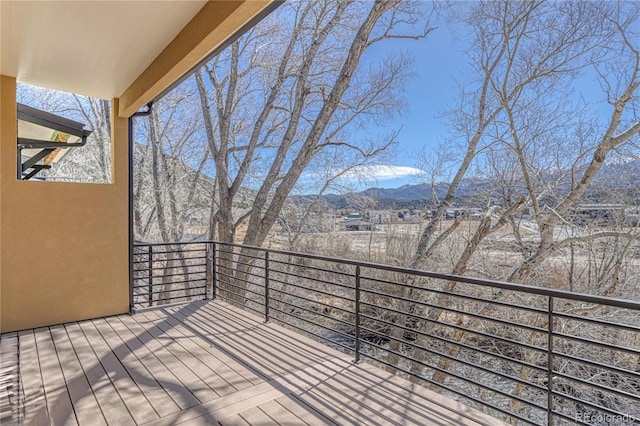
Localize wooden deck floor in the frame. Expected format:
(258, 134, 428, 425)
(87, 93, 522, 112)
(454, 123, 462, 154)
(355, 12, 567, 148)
(1, 300, 504, 425)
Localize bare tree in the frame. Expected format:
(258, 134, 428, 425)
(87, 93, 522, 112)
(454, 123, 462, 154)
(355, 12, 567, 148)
(195, 0, 432, 249)
(16, 85, 112, 183)
(381, 2, 640, 419)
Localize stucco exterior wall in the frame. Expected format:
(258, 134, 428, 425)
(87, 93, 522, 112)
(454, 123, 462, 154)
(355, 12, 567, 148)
(0, 76, 129, 332)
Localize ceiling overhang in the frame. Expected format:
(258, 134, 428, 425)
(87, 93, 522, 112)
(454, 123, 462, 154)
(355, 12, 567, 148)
(1, 1, 278, 117)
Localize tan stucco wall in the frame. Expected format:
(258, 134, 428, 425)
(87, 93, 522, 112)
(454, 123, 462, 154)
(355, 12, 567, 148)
(0, 75, 129, 332)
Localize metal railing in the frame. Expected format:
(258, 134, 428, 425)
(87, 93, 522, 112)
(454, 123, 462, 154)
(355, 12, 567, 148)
(132, 241, 210, 307)
(132, 240, 640, 425)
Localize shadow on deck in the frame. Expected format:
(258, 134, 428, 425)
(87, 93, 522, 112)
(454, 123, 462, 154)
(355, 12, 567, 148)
(1, 300, 503, 425)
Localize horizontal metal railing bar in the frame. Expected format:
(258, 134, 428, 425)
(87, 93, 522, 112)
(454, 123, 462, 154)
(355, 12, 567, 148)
(357, 347, 541, 426)
(269, 275, 354, 302)
(269, 295, 355, 328)
(230, 257, 263, 270)
(220, 281, 264, 298)
(133, 278, 206, 288)
(216, 246, 238, 255)
(134, 246, 206, 254)
(216, 280, 264, 300)
(214, 263, 239, 274)
(216, 279, 264, 298)
(219, 262, 265, 280)
(361, 274, 548, 315)
(215, 263, 260, 278)
(551, 390, 633, 419)
(133, 273, 206, 282)
(228, 251, 264, 262)
(132, 259, 206, 267)
(360, 287, 547, 335)
(269, 266, 355, 291)
(359, 311, 546, 375)
(133, 286, 207, 297)
(554, 311, 640, 333)
(215, 300, 263, 317)
(360, 300, 546, 355)
(133, 293, 205, 305)
(269, 287, 355, 316)
(135, 241, 208, 247)
(202, 240, 640, 310)
(136, 250, 207, 258)
(268, 313, 355, 353)
(552, 370, 640, 402)
(136, 285, 206, 296)
(553, 330, 640, 357)
(361, 337, 547, 412)
(269, 257, 355, 281)
(552, 352, 638, 378)
(216, 295, 264, 316)
(268, 305, 355, 341)
(133, 265, 207, 274)
(549, 410, 592, 425)
(218, 267, 264, 279)
(358, 323, 547, 392)
(215, 268, 265, 287)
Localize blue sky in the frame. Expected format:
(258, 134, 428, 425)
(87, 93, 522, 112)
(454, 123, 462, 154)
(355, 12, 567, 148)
(350, 19, 469, 189)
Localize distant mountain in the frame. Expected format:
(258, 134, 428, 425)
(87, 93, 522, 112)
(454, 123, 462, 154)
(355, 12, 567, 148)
(292, 158, 640, 210)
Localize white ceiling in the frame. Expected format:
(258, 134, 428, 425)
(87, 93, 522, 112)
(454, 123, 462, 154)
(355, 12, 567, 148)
(1, 1, 207, 99)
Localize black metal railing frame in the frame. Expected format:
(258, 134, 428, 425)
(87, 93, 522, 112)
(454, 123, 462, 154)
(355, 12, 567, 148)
(132, 240, 640, 425)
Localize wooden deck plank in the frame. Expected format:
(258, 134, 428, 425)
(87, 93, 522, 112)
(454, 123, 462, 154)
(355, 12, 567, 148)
(197, 300, 345, 361)
(292, 390, 361, 426)
(149, 306, 264, 389)
(78, 320, 159, 424)
(323, 364, 451, 425)
(215, 413, 251, 426)
(17, 330, 50, 426)
(231, 406, 274, 425)
(33, 327, 78, 426)
(175, 304, 292, 379)
(117, 308, 220, 404)
(91, 317, 181, 418)
(1, 332, 20, 424)
(11, 300, 508, 426)
(106, 315, 201, 410)
(300, 366, 437, 426)
(165, 303, 288, 380)
(203, 302, 347, 362)
(295, 361, 486, 426)
(349, 363, 500, 426)
(64, 322, 136, 426)
(181, 302, 343, 379)
(145, 358, 351, 426)
(255, 399, 311, 426)
(48, 325, 106, 426)
(272, 395, 334, 426)
(138, 308, 250, 397)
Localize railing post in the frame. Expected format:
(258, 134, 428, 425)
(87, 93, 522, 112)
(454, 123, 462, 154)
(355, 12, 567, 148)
(547, 296, 554, 425)
(354, 265, 361, 363)
(148, 245, 153, 307)
(205, 243, 211, 300)
(264, 251, 270, 322)
(211, 242, 217, 300)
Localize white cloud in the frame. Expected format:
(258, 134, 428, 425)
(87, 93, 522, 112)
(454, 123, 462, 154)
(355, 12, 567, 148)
(341, 165, 424, 180)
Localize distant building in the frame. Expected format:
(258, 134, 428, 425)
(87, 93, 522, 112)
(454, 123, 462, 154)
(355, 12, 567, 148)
(445, 207, 483, 219)
(344, 218, 373, 231)
(344, 213, 363, 220)
(572, 204, 626, 225)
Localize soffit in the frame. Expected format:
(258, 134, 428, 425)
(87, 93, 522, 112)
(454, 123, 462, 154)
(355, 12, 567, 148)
(1, 1, 208, 99)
